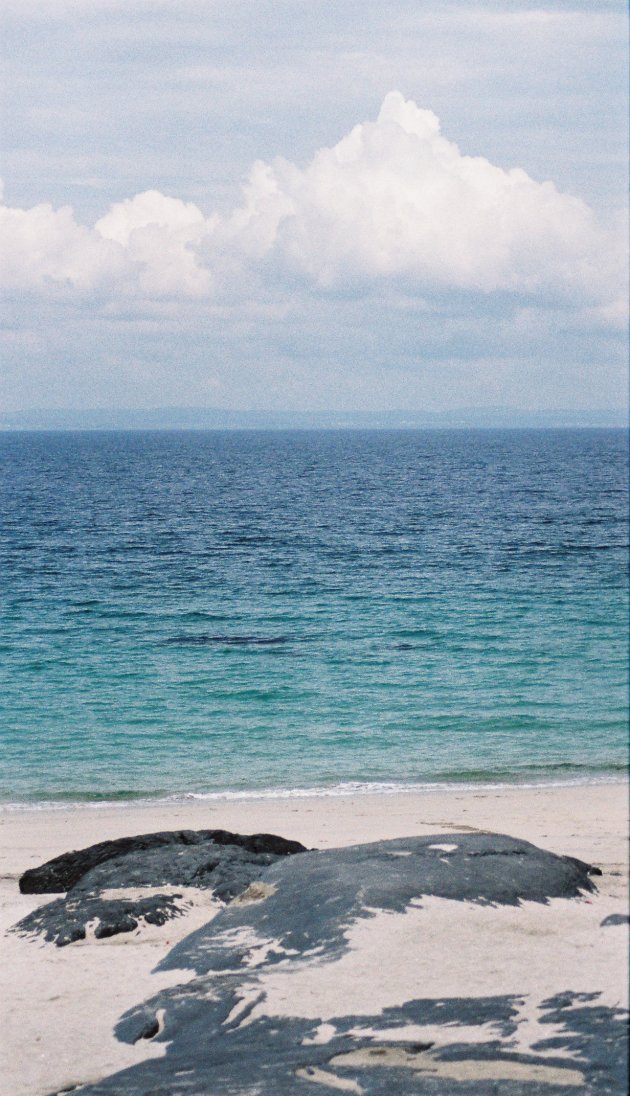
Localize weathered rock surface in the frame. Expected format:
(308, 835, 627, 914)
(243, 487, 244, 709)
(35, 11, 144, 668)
(17, 891, 187, 948)
(12, 830, 627, 1094)
(14, 829, 308, 946)
(19, 828, 307, 894)
(87, 987, 629, 1096)
(157, 831, 601, 978)
(601, 912, 630, 927)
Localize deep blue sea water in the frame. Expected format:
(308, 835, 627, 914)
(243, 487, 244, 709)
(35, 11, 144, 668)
(0, 429, 627, 806)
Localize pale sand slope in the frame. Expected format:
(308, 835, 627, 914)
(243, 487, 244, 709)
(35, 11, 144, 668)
(0, 781, 627, 1095)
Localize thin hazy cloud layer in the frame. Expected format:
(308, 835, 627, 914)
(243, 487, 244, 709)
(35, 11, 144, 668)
(1, 94, 623, 311)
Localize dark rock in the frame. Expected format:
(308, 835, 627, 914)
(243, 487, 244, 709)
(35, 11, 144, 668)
(53, 832, 625, 1096)
(13, 829, 308, 947)
(600, 913, 630, 927)
(159, 831, 599, 977)
(72, 986, 629, 1095)
(19, 828, 307, 894)
(69, 841, 290, 902)
(14, 830, 627, 1094)
(16, 893, 185, 947)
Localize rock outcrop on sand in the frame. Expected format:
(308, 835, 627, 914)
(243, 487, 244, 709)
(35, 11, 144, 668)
(13, 830, 627, 1094)
(15, 828, 307, 945)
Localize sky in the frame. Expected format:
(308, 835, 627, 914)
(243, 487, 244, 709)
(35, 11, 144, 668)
(0, 0, 628, 415)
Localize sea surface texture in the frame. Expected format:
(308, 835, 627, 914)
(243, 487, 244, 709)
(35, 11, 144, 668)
(0, 429, 627, 805)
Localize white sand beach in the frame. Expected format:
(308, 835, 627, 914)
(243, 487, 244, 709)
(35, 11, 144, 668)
(1, 781, 628, 1095)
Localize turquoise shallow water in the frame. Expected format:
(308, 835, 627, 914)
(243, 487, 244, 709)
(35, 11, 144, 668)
(0, 429, 627, 805)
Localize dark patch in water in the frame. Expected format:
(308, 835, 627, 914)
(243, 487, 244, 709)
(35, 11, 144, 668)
(164, 634, 290, 647)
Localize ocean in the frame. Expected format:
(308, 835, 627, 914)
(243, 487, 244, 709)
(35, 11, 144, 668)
(0, 428, 627, 807)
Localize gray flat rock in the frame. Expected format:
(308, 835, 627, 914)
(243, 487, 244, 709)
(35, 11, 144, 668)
(19, 828, 307, 894)
(12, 830, 627, 1094)
(158, 832, 600, 977)
(13, 829, 308, 946)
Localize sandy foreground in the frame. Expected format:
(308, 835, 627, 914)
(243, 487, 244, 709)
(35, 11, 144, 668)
(0, 781, 628, 1095)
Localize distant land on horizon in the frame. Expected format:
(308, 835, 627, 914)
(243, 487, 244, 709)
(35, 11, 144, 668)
(0, 406, 627, 432)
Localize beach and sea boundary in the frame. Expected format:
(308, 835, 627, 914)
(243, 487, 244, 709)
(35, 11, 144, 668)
(1, 429, 627, 1091)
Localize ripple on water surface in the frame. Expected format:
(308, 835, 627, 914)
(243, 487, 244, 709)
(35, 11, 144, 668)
(0, 428, 627, 803)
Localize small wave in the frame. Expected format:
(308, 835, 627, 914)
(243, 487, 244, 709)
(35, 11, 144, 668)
(2, 773, 627, 813)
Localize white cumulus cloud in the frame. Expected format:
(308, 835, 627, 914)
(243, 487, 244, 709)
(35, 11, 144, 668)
(0, 183, 125, 292)
(0, 94, 624, 308)
(95, 190, 214, 297)
(217, 91, 619, 299)
(0, 185, 214, 299)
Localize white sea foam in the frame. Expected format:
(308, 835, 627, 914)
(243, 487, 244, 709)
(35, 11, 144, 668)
(1, 773, 626, 813)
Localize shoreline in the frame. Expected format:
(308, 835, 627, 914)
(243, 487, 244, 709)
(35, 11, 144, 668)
(2, 770, 627, 815)
(1, 779, 627, 872)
